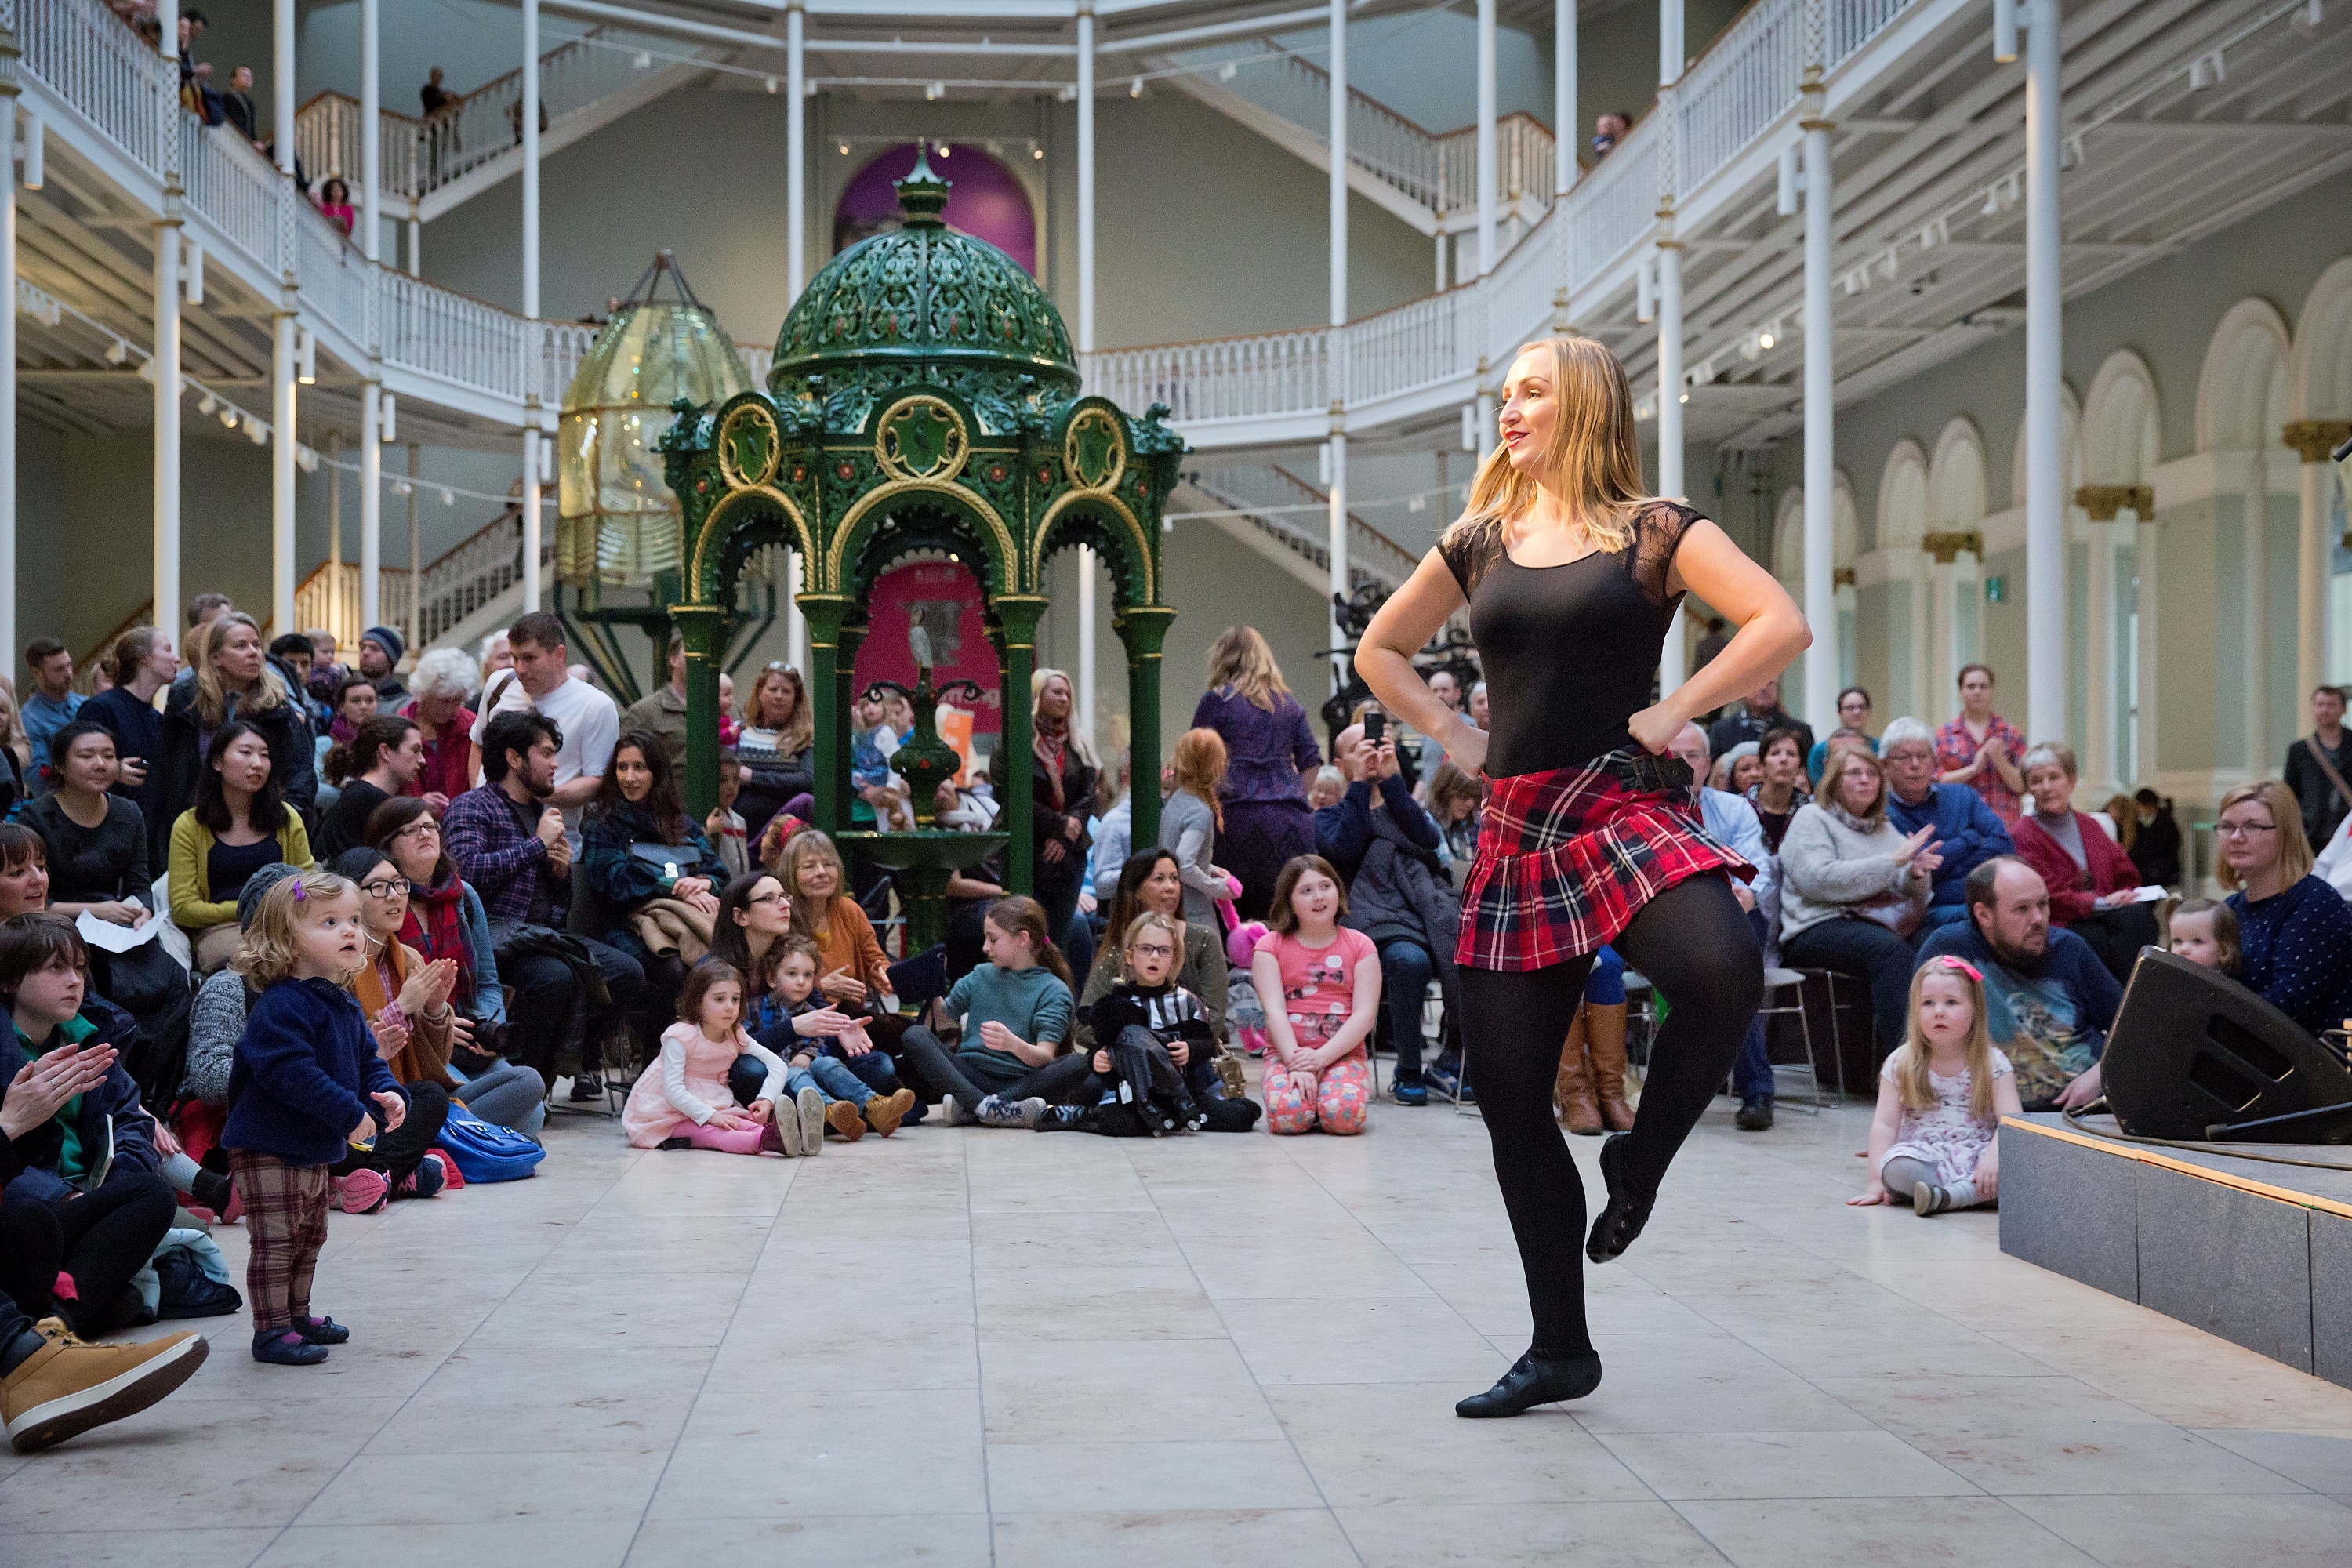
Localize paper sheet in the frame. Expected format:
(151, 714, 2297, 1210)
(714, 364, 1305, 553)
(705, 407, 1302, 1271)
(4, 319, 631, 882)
(76, 909, 161, 953)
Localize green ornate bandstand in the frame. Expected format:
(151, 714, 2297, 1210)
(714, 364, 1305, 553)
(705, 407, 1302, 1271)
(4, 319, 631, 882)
(659, 151, 1183, 895)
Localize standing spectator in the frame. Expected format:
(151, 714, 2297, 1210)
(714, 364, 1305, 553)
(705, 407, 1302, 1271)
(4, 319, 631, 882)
(1778, 746, 1938, 1062)
(466, 612, 618, 834)
(2010, 742, 2157, 983)
(2214, 779, 2352, 1041)
(19, 639, 83, 797)
(1592, 110, 1631, 158)
(442, 710, 644, 1095)
(220, 63, 258, 141)
(1189, 626, 1321, 920)
(1693, 616, 1730, 673)
(358, 626, 407, 705)
(1880, 717, 2013, 935)
(1921, 858, 2122, 1112)
(1317, 720, 1459, 1105)
(617, 634, 691, 764)
(1087, 753, 1134, 906)
(2283, 684, 2350, 853)
(157, 612, 316, 833)
(1808, 686, 1878, 785)
(186, 593, 233, 633)
(1707, 675, 1813, 763)
(2127, 787, 2183, 887)
(734, 662, 815, 843)
(993, 669, 1097, 951)
(1743, 724, 1811, 853)
(403, 648, 477, 811)
(419, 67, 452, 118)
(169, 722, 314, 972)
(85, 626, 177, 873)
(1934, 663, 2027, 824)
(269, 634, 330, 728)
(1157, 728, 1230, 928)
(315, 178, 354, 237)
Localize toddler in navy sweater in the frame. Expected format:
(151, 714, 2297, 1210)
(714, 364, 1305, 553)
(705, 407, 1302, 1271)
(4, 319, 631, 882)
(223, 871, 405, 1366)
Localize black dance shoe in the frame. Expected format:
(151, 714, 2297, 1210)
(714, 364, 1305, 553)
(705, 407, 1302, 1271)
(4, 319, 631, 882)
(1585, 1133, 1657, 1265)
(1454, 1349, 1603, 1417)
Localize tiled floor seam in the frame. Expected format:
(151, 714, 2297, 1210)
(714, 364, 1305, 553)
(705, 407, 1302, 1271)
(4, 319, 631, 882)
(964, 1132, 1001, 1568)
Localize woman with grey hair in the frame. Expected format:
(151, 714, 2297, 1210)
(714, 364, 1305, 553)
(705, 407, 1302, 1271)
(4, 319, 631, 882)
(407, 647, 481, 809)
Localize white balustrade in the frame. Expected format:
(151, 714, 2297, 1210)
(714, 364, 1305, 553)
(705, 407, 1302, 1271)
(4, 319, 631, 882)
(1185, 464, 1420, 589)
(16, 0, 160, 173)
(1675, 0, 1802, 202)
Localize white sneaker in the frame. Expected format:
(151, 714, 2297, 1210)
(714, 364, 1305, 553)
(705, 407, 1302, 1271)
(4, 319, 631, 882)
(942, 1098, 967, 1127)
(978, 1094, 1047, 1129)
(796, 1086, 826, 1156)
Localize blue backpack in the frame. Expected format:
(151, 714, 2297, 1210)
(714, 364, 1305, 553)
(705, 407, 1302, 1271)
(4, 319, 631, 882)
(435, 1104, 545, 1183)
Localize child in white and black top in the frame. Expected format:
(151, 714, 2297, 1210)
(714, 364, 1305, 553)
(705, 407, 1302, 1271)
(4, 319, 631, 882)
(1037, 912, 1262, 1136)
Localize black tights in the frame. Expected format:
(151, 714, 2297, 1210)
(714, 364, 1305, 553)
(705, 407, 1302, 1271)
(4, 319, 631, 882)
(1457, 875, 1762, 1356)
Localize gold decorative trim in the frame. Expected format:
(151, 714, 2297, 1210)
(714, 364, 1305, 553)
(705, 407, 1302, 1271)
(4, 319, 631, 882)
(715, 401, 781, 492)
(2281, 419, 2352, 464)
(2073, 484, 2154, 522)
(873, 394, 971, 485)
(1832, 567, 1857, 589)
(690, 486, 814, 600)
(1920, 529, 1983, 564)
(1032, 490, 1156, 604)
(829, 477, 1018, 593)
(1061, 406, 1127, 495)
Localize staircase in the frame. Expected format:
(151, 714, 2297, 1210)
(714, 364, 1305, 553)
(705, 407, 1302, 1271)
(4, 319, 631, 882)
(1179, 465, 1422, 597)
(1162, 40, 1556, 240)
(294, 26, 723, 223)
(292, 505, 554, 659)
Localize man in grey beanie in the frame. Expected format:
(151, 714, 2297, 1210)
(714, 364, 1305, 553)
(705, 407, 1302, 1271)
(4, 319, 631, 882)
(360, 626, 408, 706)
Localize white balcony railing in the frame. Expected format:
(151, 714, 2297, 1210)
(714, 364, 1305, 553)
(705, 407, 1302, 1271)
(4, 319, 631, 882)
(1184, 465, 1421, 591)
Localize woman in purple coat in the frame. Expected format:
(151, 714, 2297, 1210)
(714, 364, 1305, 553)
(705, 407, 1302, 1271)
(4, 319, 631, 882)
(1192, 626, 1325, 921)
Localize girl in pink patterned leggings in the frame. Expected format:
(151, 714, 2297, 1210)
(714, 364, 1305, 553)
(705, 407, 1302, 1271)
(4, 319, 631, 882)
(1252, 855, 1381, 1134)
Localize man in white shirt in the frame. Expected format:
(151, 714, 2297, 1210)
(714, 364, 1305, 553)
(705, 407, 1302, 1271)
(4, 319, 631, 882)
(467, 610, 617, 833)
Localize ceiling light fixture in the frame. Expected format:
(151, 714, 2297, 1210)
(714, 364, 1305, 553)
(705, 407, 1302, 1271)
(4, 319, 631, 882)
(924, 80, 944, 100)
(1130, 77, 1144, 97)
(633, 49, 652, 68)
(1219, 60, 1238, 82)
(764, 76, 778, 93)
(104, 338, 128, 365)
(1032, 146, 1044, 160)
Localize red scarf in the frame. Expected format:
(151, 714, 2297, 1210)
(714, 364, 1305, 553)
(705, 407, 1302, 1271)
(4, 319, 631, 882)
(401, 872, 476, 1004)
(1033, 716, 1069, 812)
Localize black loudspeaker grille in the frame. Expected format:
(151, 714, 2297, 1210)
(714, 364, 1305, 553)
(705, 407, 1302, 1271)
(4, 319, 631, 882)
(2100, 949, 2352, 1140)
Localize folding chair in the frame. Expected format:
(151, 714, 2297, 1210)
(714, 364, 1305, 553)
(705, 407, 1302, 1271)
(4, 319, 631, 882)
(1755, 967, 1833, 1112)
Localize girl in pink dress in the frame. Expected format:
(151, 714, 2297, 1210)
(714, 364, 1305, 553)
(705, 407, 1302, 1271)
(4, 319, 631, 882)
(622, 962, 793, 1154)
(1252, 855, 1381, 1134)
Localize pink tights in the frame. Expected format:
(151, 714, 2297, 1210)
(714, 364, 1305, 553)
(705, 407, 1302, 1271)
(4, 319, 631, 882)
(681, 1121, 766, 1156)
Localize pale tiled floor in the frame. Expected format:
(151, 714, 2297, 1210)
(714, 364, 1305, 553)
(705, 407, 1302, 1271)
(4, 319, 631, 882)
(8, 1078, 2352, 1567)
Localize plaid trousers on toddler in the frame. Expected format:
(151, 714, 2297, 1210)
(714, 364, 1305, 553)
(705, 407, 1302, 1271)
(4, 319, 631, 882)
(227, 1152, 331, 1334)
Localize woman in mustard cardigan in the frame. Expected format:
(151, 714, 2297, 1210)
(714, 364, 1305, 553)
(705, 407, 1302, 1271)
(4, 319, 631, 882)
(169, 721, 312, 973)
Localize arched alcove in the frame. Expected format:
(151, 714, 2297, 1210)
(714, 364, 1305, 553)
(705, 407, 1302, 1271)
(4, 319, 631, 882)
(2196, 299, 2292, 452)
(1876, 441, 1933, 722)
(2011, 383, 2082, 510)
(2288, 256, 2352, 420)
(2082, 350, 2162, 485)
(835, 143, 1039, 274)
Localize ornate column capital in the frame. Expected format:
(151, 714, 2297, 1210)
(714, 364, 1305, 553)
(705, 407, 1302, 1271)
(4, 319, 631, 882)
(2282, 419, 2352, 463)
(991, 593, 1051, 649)
(2073, 484, 2153, 522)
(1920, 530, 1983, 564)
(1112, 604, 1178, 662)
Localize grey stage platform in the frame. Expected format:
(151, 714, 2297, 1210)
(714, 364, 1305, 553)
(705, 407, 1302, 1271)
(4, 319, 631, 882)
(2001, 1112, 2352, 1388)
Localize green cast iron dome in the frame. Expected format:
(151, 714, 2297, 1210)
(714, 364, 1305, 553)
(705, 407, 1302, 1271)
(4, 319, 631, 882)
(771, 149, 1078, 433)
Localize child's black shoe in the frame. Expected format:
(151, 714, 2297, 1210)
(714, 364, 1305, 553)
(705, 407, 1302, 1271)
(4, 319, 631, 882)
(292, 1315, 350, 1345)
(252, 1329, 328, 1366)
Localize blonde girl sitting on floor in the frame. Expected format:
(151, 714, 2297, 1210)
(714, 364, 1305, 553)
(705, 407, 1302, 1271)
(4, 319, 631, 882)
(622, 962, 802, 1156)
(1849, 954, 2023, 1216)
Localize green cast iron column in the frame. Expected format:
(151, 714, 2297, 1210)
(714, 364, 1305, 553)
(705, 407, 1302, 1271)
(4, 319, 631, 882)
(994, 594, 1048, 898)
(798, 594, 852, 837)
(1116, 606, 1177, 848)
(673, 603, 726, 820)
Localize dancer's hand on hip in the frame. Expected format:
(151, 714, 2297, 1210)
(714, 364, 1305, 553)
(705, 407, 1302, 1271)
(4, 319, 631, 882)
(1440, 717, 1488, 778)
(1626, 703, 1682, 755)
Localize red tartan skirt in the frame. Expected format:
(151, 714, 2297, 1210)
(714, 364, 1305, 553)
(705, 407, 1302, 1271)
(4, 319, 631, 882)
(1457, 750, 1754, 973)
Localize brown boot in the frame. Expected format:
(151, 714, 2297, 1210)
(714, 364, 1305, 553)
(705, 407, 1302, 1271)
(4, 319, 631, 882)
(1585, 1001, 1636, 1131)
(1554, 1007, 1602, 1135)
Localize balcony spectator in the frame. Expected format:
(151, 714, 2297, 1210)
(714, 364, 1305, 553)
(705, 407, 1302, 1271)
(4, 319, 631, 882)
(1317, 719, 1459, 1105)
(157, 612, 317, 837)
(420, 67, 452, 118)
(314, 177, 354, 237)
(85, 627, 177, 872)
(2284, 684, 2350, 853)
(617, 634, 691, 765)
(20, 639, 83, 800)
(1592, 111, 1631, 160)
(1879, 716, 2013, 936)
(1934, 663, 2027, 824)
(2214, 779, 2352, 1041)
(1707, 674, 1813, 764)
(1190, 626, 1321, 921)
(1921, 858, 2121, 1112)
(404, 648, 477, 811)
(1779, 746, 1937, 1062)
(1808, 686, 1878, 784)
(2010, 742, 2157, 983)
(221, 64, 258, 143)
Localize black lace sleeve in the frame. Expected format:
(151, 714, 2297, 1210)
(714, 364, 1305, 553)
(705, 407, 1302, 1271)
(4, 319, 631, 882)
(1623, 501, 1705, 609)
(1436, 525, 1500, 601)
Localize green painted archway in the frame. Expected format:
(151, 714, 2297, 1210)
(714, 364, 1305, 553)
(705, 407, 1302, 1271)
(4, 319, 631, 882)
(660, 151, 1183, 891)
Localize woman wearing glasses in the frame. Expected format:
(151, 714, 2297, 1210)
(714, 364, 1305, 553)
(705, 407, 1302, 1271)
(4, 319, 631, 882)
(2215, 779, 2352, 1040)
(368, 797, 547, 1138)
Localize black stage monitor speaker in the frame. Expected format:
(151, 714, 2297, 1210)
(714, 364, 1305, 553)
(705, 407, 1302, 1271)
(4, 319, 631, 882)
(2101, 949, 2352, 1142)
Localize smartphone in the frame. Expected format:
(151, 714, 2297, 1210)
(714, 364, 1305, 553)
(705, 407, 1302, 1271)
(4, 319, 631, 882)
(1363, 709, 1386, 743)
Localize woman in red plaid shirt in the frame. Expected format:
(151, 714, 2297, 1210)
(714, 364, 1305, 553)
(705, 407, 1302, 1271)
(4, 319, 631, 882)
(1357, 336, 1810, 1420)
(1933, 663, 2028, 824)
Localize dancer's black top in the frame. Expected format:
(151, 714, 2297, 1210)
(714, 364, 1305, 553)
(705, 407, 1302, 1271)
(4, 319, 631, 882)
(1438, 501, 1701, 777)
